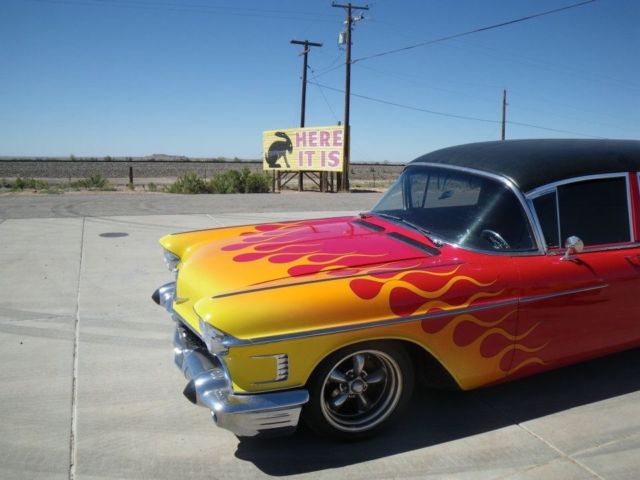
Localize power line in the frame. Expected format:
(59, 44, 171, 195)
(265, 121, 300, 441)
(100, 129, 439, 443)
(352, 64, 640, 130)
(308, 65, 341, 124)
(310, 62, 345, 79)
(355, 63, 500, 105)
(309, 80, 501, 123)
(354, 63, 639, 133)
(312, 52, 345, 75)
(353, 0, 597, 64)
(506, 120, 606, 138)
(366, 16, 639, 92)
(307, 80, 607, 139)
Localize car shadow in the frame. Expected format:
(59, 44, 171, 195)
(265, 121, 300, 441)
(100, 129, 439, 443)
(234, 347, 640, 476)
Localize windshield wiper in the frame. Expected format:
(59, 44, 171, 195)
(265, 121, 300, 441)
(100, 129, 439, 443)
(363, 212, 445, 248)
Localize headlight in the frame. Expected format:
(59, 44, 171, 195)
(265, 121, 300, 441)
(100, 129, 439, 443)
(163, 249, 180, 272)
(199, 318, 229, 355)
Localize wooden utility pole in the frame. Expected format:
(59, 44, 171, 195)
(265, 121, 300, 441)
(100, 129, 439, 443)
(333, 2, 368, 192)
(501, 89, 507, 141)
(291, 39, 323, 192)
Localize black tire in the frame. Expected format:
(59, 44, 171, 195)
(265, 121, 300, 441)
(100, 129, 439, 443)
(303, 341, 414, 440)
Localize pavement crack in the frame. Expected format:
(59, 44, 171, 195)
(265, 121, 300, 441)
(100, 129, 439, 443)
(518, 423, 604, 479)
(572, 429, 640, 458)
(69, 217, 85, 480)
(206, 214, 224, 226)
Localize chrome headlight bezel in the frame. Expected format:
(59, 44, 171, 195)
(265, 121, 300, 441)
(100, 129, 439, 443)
(199, 318, 230, 355)
(163, 249, 180, 272)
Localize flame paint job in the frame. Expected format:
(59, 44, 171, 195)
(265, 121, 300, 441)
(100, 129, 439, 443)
(161, 207, 640, 394)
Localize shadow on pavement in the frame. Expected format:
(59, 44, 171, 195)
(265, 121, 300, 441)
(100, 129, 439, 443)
(235, 347, 640, 475)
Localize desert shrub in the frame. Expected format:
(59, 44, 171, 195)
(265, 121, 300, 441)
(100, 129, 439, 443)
(244, 171, 271, 193)
(11, 177, 49, 191)
(69, 174, 109, 190)
(167, 169, 271, 194)
(147, 182, 158, 192)
(167, 172, 209, 193)
(209, 170, 242, 193)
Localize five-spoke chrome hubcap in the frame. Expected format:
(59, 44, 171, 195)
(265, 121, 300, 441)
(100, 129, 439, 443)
(320, 350, 402, 433)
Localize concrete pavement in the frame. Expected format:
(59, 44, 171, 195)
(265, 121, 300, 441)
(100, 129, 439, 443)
(1, 194, 640, 479)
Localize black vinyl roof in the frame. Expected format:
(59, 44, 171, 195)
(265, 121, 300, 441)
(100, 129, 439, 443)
(410, 139, 640, 193)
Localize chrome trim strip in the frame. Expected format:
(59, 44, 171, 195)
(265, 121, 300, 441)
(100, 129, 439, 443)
(519, 284, 608, 304)
(211, 257, 438, 300)
(637, 172, 640, 242)
(526, 172, 635, 252)
(547, 242, 640, 254)
(527, 196, 549, 252)
(525, 172, 629, 199)
(236, 284, 608, 346)
(164, 282, 608, 348)
(404, 163, 546, 256)
(626, 174, 634, 242)
(555, 190, 561, 247)
(251, 354, 289, 384)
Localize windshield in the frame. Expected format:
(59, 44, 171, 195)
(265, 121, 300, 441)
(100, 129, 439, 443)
(371, 165, 536, 252)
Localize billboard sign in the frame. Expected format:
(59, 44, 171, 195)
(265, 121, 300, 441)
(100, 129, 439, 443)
(263, 125, 344, 172)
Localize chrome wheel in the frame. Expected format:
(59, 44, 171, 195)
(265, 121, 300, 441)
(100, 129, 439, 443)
(319, 349, 403, 433)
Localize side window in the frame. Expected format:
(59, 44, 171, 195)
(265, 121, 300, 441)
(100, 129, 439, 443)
(558, 177, 630, 246)
(533, 192, 560, 248)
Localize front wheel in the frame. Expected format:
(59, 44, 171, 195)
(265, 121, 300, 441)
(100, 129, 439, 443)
(303, 342, 414, 440)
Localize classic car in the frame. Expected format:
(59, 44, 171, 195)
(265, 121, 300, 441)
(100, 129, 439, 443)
(153, 139, 640, 440)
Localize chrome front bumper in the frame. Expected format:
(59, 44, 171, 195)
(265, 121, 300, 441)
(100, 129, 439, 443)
(153, 282, 309, 437)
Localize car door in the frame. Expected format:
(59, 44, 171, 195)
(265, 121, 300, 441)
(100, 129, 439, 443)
(509, 173, 640, 378)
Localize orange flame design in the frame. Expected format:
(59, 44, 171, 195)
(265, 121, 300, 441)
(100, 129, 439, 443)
(222, 219, 423, 276)
(350, 265, 548, 374)
(427, 310, 549, 374)
(223, 219, 549, 376)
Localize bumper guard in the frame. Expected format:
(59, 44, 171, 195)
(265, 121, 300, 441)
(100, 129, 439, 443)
(154, 283, 309, 437)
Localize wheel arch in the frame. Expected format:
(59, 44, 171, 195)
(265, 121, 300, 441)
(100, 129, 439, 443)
(302, 336, 461, 391)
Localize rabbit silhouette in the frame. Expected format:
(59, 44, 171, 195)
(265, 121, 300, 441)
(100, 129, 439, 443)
(265, 132, 293, 168)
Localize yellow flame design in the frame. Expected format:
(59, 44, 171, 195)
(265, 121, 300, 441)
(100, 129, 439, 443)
(436, 310, 548, 375)
(507, 357, 547, 374)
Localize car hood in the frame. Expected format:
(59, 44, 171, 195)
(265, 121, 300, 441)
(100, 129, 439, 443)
(162, 216, 465, 328)
(174, 216, 445, 287)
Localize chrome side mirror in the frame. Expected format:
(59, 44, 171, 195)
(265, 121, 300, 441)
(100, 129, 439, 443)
(562, 236, 584, 261)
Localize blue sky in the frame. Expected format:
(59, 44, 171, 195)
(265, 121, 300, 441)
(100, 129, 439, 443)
(1, 0, 638, 162)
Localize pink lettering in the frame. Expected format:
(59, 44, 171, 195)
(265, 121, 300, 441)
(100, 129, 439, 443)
(328, 151, 340, 167)
(304, 151, 314, 167)
(333, 129, 343, 147)
(308, 131, 317, 147)
(319, 131, 330, 147)
(295, 132, 306, 148)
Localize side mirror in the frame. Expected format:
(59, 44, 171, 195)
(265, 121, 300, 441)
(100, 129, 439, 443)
(562, 236, 584, 261)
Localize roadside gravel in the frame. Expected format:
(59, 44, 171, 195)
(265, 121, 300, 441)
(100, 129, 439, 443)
(0, 160, 404, 185)
(0, 191, 384, 219)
